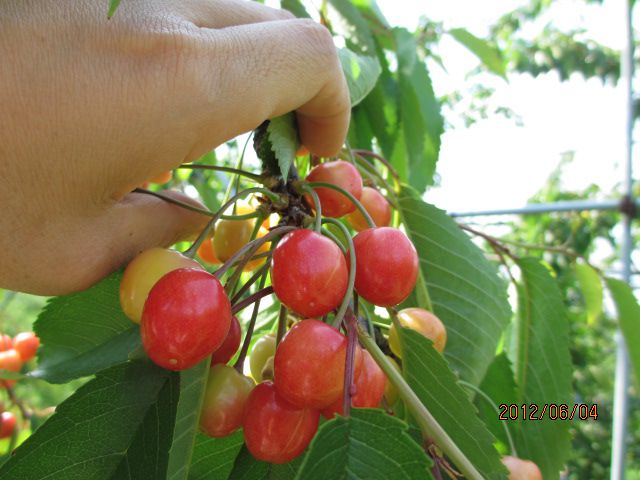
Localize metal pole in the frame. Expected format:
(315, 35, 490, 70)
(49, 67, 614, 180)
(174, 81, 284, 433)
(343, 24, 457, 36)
(611, 0, 634, 478)
(449, 198, 626, 218)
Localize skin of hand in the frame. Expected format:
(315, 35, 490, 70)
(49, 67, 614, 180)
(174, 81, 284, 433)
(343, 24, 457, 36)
(0, 0, 350, 295)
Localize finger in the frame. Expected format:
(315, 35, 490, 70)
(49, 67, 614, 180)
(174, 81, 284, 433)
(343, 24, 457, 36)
(17, 191, 210, 296)
(194, 19, 350, 157)
(182, 0, 294, 28)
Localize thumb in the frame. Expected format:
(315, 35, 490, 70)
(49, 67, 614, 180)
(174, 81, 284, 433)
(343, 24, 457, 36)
(43, 191, 209, 296)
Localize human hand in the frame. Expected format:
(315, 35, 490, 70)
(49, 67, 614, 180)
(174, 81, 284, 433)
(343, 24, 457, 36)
(0, 0, 350, 295)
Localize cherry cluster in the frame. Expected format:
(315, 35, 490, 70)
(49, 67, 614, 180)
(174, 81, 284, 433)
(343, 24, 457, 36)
(0, 331, 40, 442)
(119, 158, 457, 464)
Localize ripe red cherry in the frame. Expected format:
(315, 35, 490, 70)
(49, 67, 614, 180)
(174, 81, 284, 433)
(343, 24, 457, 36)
(306, 160, 363, 217)
(211, 316, 241, 365)
(274, 319, 363, 409)
(0, 335, 12, 352)
(200, 364, 254, 438)
(322, 349, 385, 418)
(271, 230, 348, 317)
(501, 456, 543, 480)
(349, 227, 419, 306)
(141, 268, 231, 371)
(0, 412, 16, 439)
(0, 350, 22, 388)
(13, 332, 40, 362)
(346, 187, 391, 232)
(243, 382, 319, 464)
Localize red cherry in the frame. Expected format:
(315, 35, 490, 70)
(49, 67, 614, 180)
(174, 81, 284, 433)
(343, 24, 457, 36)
(141, 268, 231, 371)
(211, 316, 241, 365)
(0, 350, 22, 388)
(274, 319, 363, 409)
(0, 412, 16, 439)
(349, 227, 419, 306)
(322, 349, 385, 418)
(306, 160, 363, 217)
(200, 364, 254, 438)
(271, 230, 348, 317)
(0, 335, 12, 352)
(13, 332, 40, 362)
(243, 382, 319, 464)
(346, 187, 391, 232)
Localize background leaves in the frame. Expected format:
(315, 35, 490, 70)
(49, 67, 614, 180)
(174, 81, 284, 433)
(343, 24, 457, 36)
(31, 272, 139, 384)
(398, 185, 512, 385)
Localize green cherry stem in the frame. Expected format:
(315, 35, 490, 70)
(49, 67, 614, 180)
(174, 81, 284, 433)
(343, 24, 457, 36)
(224, 213, 267, 294)
(233, 269, 269, 373)
(352, 149, 401, 183)
(459, 380, 518, 457)
(276, 304, 287, 345)
(216, 226, 296, 280)
(133, 188, 213, 217)
(322, 218, 356, 328)
(230, 262, 271, 304)
(342, 311, 358, 416)
(307, 181, 375, 228)
(185, 187, 282, 259)
(231, 286, 274, 315)
(177, 164, 265, 183)
(357, 326, 483, 480)
(320, 227, 346, 253)
(299, 184, 323, 232)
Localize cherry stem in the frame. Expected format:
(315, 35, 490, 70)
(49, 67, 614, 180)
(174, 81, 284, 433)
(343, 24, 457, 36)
(183, 186, 280, 258)
(322, 218, 357, 328)
(299, 184, 323, 232)
(133, 188, 213, 218)
(215, 226, 296, 279)
(342, 311, 358, 417)
(459, 380, 518, 457)
(320, 227, 346, 253)
(276, 304, 287, 345)
(177, 164, 265, 183)
(230, 262, 271, 304)
(234, 270, 269, 373)
(353, 154, 400, 207)
(307, 181, 376, 228)
(352, 149, 401, 183)
(224, 213, 267, 294)
(231, 286, 274, 315)
(357, 326, 483, 480)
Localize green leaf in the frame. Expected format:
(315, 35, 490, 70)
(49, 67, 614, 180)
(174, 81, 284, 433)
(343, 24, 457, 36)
(398, 186, 512, 385)
(228, 446, 303, 480)
(399, 328, 508, 480)
(280, 0, 311, 18)
(604, 277, 640, 386)
(295, 409, 432, 479)
(394, 28, 443, 192)
(575, 263, 603, 324)
(338, 48, 382, 107)
(475, 353, 519, 450)
(513, 258, 573, 479)
(327, 0, 376, 53)
(30, 272, 140, 384)
(448, 28, 506, 78)
(107, 0, 122, 18)
(0, 361, 178, 479)
(267, 114, 299, 180)
(167, 360, 211, 480)
(188, 431, 244, 480)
